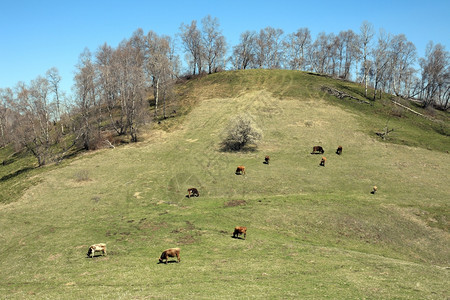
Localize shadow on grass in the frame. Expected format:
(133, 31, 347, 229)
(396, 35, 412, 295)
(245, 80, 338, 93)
(218, 144, 258, 153)
(157, 260, 180, 264)
(185, 194, 200, 198)
(85, 254, 107, 259)
(231, 236, 246, 240)
(1, 158, 15, 166)
(0, 166, 34, 182)
(336, 83, 372, 101)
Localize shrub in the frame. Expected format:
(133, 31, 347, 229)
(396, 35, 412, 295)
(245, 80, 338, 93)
(222, 114, 262, 151)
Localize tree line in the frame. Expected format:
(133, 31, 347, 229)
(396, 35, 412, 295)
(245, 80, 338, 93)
(230, 21, 449, 107)
(0, 17, 448, 166)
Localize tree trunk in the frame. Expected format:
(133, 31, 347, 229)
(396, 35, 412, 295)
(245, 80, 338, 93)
(364, 72, 368, 97)
(373, 78, 378, 101)
(154, 77, 159, 117)
(163, 91, 166, 119)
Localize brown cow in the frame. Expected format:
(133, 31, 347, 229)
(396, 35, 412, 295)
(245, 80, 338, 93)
(311, 146, 325, 154)
(264, 155, 270, 164)
(87, 243, 107, 258)
(187, 188, 199, 198)
(159, 248, 181, 264)
(371, 186, 378, 194)
(319, 156, 326, 166)
(233, 226, 247, 239)
(336, 146, 342, 155)
(235, 166, 246, 175)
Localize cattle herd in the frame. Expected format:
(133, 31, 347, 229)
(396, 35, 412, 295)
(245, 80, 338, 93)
(88, 144, 377, 263)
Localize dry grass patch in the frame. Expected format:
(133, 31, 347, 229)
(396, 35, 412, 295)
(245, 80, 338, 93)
(73, 169, 90, 182)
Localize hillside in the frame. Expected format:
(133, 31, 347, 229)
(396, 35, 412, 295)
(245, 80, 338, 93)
(0, 70, 449, 299)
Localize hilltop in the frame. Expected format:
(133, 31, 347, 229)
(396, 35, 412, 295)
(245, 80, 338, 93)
(0, 70, 449, 298)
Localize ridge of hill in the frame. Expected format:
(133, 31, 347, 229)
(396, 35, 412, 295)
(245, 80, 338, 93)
(175, 69, 448, 150)
(0, 69, 448, 298)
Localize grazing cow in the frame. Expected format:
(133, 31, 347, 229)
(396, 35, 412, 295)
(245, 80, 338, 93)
(233, 226, 247, 239)
(371, 186, 378, 194)
(264, 155, 270, 164)
(187, 188, 199, 198)
(87, 243, 107, 258)
(159, 248, 181, 264)
(319, 156, 326, 166)
(336, 146, 343, 155)
(311, 146, 325, 154)
(235, 166, 246, 175)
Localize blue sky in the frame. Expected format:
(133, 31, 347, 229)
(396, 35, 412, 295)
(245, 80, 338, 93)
(1, 0, 449, 96)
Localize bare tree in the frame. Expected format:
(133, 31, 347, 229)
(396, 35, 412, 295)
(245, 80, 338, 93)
(96, 42, 123, 135)
(339, 30, 360, 80)
(46, 67, 64, 134)
(254, 27, 283, 69)
(231, 30, 256, 70)
(253, 27, 284, 69)
(254, 29, 267, 69)
(179, 20, 203, 75)
(146, 31, 174, 118)
(388, 34, 417, 98)
(419, 42, 450, 108)
(360, 21, 375, 97)
(74, 48, 100, 150)
(310, 32, 335, 74)
(0, 88, 14, 147)
(10, 78, 55, 166)
(334, 30, 359, 78)
(115, 37, 147, 142)
(201, 15, 227, 74)
(370, 29, 391, 100)
(328, 33, 341, 76)
(283, 28, 311, 71)
(266, 27, 284, 69)
(167, 36, 181, 80)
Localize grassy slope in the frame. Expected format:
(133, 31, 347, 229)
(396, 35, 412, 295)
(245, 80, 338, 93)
(0, 70, 449, 299)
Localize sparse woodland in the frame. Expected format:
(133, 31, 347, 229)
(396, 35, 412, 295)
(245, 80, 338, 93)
(0, 17, 448, 166)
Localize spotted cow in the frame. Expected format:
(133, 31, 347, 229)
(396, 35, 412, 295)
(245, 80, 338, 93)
(187, 188, 199, 198)
(87, 243, 107, 258)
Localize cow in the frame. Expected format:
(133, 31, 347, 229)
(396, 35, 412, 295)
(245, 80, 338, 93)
(371, 186, 378, 194)
(319, 156, 326, 166)
(235, 166, 246, 175)
(87, 243, 107, 258)
(187, 188, 199, 198)
(336, 146, 343, 155)
(264, 155, 270, 164)
(159, 248, 181, 264)
(311, 146, 325, 154)
(233, 226, 247, 239)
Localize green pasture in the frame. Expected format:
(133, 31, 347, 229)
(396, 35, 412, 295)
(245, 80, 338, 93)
(0, 70, 448, 299)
